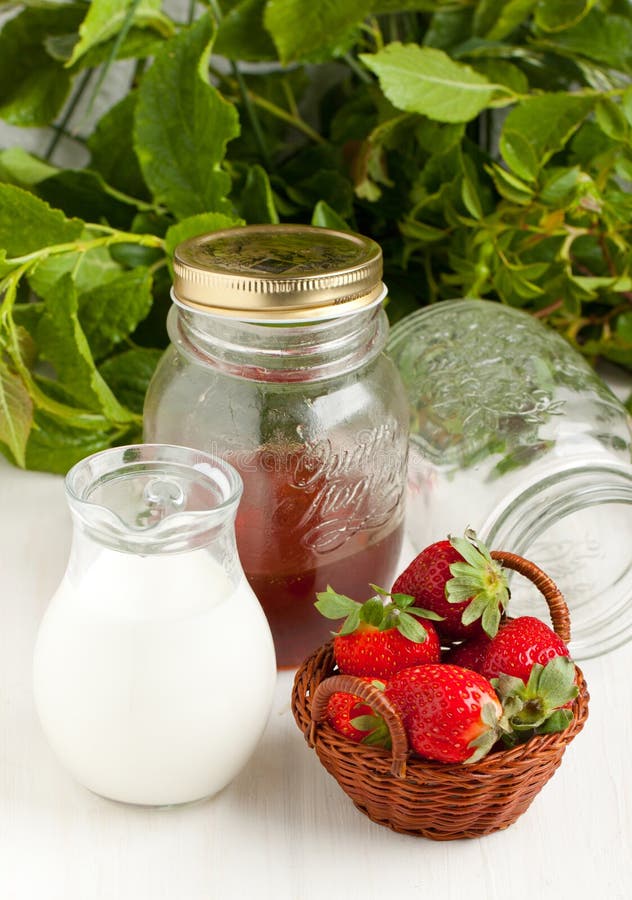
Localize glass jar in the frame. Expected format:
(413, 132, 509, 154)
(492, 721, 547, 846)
(143, 225, 409, 667)
(33, 444, 276, 806)
(387, 299, 632, 659)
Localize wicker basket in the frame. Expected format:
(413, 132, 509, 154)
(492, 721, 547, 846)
(291, 551, 590, 840)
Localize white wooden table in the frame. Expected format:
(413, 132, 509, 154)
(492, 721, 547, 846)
(1, 457, 631, 900)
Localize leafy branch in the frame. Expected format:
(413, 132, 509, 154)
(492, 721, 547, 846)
(2, 0, 632, 472)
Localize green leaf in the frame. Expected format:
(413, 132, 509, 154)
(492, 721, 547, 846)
(35, 170, 142, 230)
(29, 241, 122, 300)
(537, 655, 578, 707)
(538, 11, 632, 71)
(25, 411, 122, 475)
(535, 708, 573, 734)
(595, 98, 628, 142)
(540, 166, 581, 204)
(77, 267, 153, 360)
(0, 148, 58, 188)
(361, 596, 385, 627)
(487, 163, 534, 204)
(500, 93, 594, 181)
(461, 157, 483, 220)
(622, 87, 632, 128)
(87, 94, 149, 200)
(311, 200, 350, 232)
(314, 585, 359, 619)
(395, 613, 428, 643)
(35, 274, 134, 421)
(238, 165, 280, 224)
(99, 347, 163, 414)
(535, 0, 598, 33)
(474, 0, 537, 41)
(360, 43, 498, 124)
(164, 212, 242, 262)
(214, 0, 277, 61)
(65, 0, 174, 67)
(470, 59, 529, 96)
(0, 361, 33, 468)
(0, 5, 83, 126)
(0, 184, 83, 257)
(134, 14, 240, 220)
(371, 1, 438, 10)
(264, 0, 369, 64)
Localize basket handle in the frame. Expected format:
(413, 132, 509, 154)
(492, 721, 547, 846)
(490, 550, 571, 643)
(310, 674, 410, 778)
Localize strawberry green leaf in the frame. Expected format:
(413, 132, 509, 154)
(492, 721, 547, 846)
(406, 606, 444, 622)
(536, 656, 578, 707)
(314, 586, 359, 619)
(339, 608, 361, 636)
(534, 708, 573, 734)
(446, 531, 509, 637)
(360, 596, 386, 627)
(394, 612, 428, 643)
(494, 657, 578, 735)
(389, 592, 415, 609)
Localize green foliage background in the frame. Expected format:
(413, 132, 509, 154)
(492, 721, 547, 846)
(1, 0, 632, 472)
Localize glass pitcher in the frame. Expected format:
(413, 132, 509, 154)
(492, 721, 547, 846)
(33, 444, 276, 806)
(387, 299, 632, 659)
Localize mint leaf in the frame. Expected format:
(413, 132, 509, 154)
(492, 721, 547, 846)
(0, 148, 58, 189)
(215, 0, 277, 62)
(99, 347, 163, 415)
(237, 165, 280, 225)
(77, 267, 153, 360)
(87, 94, 149, 200)
(35, 274, 135, 422)
(28, 240, 122, 300)
(500, 94, 594, 181)
(538, 10, 632, 71)
(535, 0, 597, 33)
(311, 200, 350, 231)
(66, 0, 174, 68)
(0, 361, 33, 468)
(36, 169, 142, 228)
(164, 212, 242, 262)
(0, 5, 82, 126)
(0, 184, 83, 258)
(25, 411, 124, 475)
(360, 43, 498, 124)
(474, 0, 537, 41)
(264, 0, 369, 64)
(134, 13, 240, 220)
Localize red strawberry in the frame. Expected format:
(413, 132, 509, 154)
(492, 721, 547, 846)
(325, 678, 390, 747)
(480, 616, 570, 683)
(314, 585, 442, 678)
(392, 530, 509, 641)
(385, 664, 504, 764)
(443, 633, 492, 671)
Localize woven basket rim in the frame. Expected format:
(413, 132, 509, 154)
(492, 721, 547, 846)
(293, 639, 589, 777)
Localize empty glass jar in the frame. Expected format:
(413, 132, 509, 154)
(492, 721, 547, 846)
(387, 299, 632, 659)
(143, 226, 409, 667)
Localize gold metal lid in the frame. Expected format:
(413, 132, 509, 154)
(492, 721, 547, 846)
(172, 224, 384, 321)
